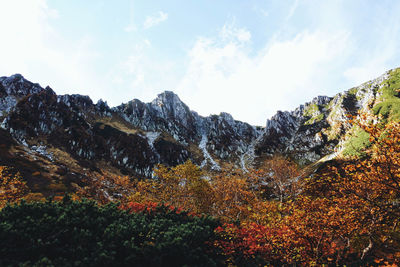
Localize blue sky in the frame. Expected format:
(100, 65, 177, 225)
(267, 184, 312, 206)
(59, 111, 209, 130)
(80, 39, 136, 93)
(1, 0, 400, 125)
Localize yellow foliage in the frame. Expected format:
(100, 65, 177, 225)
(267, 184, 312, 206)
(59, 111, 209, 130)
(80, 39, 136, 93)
(0, 166, 29, 208)
(23, 192, 46, 202)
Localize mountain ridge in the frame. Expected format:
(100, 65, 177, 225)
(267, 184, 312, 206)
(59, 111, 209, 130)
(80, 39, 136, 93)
(0, 68, 399, 196)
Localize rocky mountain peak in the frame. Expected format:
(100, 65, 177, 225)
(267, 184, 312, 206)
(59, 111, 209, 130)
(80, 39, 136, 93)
(58, 94, 93, 109)
(0, 74, 56, 117)
(95, 99, 112, 116)
(255, 68, 399, 165)
(0, 74, 45, 97)
(150, 91, 195, 128)
(219, 112, 235, 126)
(265, 110, 298, 135)
(0, 68, 399, 182)
(0, 73, 24, 85)
(152, 90, 182, 105)
(311, 95, 332, 106)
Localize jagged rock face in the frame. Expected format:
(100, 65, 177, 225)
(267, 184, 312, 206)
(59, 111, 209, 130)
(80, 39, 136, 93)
(0, 68, 397, 180)
(0, 80, 186, 177)
(154, 139, 190, 166)
(0, 74, 44, 116)
(0, 74, 43, 97)
(58, 94, 96, 114)
(115, 91, 262, 167)
(204, 113, 258, 161)
(114, 92, 200, 143)
(1, 87, 157, 176)
(0, 75, 260, 177)
(255, 96, 334, 164)
(255, 71, 391, 165)
(150, 91, 198, 132)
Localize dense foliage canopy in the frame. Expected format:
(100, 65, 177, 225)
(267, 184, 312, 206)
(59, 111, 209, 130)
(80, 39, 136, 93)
(1, 117, 400, 265)
(0, 198, 223, 266)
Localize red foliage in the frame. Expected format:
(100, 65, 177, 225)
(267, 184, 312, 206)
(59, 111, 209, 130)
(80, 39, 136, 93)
(121, 201, 158, 213)
(214, 222, 305, 264)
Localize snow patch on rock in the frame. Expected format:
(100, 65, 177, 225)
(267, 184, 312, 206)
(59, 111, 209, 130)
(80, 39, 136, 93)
(31, 145, 54, 161)
(146, 131, 161, 160)
(239, 135, 261, 171)
(199, 135, 220, 170)
(146, 131, 160, 148)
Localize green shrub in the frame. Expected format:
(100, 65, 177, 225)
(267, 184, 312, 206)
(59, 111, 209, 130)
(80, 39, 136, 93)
(373, 68, 400, 122)
(0, 198, 224, 266)
(303, 103, 324, 125)
(342, 126, 371, 157)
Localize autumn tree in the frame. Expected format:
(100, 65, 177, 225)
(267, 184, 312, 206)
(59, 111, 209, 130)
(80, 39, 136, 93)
(253, 156, 301, 202)
(75, 172, 135, 204)
(337, 119, 400, 261)
(216, 118, 400, 265)
(210, 168, 260, 222)
(147, 161, 216, 213)
(302, 118, 400, 264)
(0, 166, 29, 208)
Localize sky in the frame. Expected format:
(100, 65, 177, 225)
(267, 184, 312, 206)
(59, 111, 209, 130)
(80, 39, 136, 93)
(1, 0, 400, 126)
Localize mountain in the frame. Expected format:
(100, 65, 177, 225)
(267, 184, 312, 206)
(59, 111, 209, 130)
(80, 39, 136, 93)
(0, 68, 399, 193)
(0, 74, 260, 188)
(256, 69, 396, 164)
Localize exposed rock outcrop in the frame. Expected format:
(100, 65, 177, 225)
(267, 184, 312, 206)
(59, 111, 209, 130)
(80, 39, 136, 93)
(0, 68, 398, 181)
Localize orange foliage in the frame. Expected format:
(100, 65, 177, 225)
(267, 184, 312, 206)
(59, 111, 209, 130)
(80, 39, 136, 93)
(299, 118, 400, 264)
(214, 118, 400, 265)
(153, 161, 213, 213)
(210, 167, 269, 222)
(127, 161, 214, 214)
(0, 166, 29, 207)
(253, 156, 301, 202)
(67, 116, 400, 264)
(75, 172, 135, 204)
(23, 192, 46, 202)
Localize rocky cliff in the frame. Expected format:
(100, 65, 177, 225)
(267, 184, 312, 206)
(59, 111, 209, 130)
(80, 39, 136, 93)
(256, 69, 393, 165)
(0, 74, 260, 181)
(0, 68, 399, 186)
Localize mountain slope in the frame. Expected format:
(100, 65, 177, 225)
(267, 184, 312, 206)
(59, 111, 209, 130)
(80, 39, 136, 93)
(0, 68, 399, 195)
(0, 74, 260, 185)
(256, 69, 392, 164)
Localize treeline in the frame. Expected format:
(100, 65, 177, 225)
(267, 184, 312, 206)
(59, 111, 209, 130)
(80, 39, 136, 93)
(1, 119, 400, 265)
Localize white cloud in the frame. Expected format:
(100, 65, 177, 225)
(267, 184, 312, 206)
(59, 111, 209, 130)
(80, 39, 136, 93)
(143, 11, 168, 29)
(106, 39, 180, 105)
(176, 28, 350, 125)
(0, 0, 108, 102)
(220, 22, 251, 43)
(343, 44, 397, 86)
(286, 0, 299, 20)
(343, 13, 400, 86)
(344, 64, 389, 87)
(124, 24, 137, 32)
(3, 1, 399, 128)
